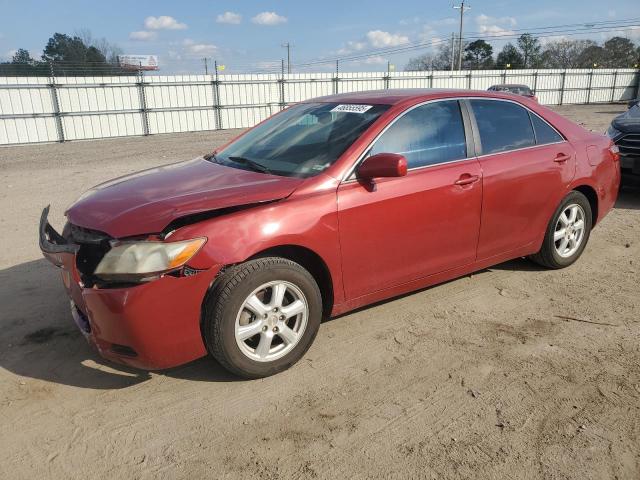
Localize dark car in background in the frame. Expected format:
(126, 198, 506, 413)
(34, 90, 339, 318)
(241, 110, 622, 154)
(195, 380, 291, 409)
(488, 84, 537, 102)
(607, 101, 640, 183)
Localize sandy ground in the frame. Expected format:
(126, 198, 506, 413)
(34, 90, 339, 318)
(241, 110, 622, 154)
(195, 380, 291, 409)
(0, 104, 639, 479)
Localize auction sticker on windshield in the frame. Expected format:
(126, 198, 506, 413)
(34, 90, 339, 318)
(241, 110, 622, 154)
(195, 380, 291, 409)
(330, 104, 374, 114)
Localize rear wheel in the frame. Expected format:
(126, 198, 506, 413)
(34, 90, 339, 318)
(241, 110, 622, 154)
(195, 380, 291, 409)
(530, 191, 592, 269)
(202, 257, 322, 378)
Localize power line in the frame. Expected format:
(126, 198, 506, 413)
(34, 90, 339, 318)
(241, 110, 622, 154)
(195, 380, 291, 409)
(290, 21, 640, 69)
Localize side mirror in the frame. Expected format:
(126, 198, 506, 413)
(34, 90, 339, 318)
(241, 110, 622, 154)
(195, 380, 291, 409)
(357, 153, 408, 180)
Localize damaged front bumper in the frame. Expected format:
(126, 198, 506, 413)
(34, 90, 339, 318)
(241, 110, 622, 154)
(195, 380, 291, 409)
(38, 206, 217, 370)
(39, 205, 79, 266)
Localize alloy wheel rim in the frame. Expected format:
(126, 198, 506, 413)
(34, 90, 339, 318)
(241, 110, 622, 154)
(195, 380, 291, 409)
(554, 203, 586, 258)
(234, 281, 309, 362)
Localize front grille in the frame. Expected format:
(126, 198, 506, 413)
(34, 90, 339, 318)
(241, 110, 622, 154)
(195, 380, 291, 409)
(67, 224, 113, 285)
(616, 133, 640, 158)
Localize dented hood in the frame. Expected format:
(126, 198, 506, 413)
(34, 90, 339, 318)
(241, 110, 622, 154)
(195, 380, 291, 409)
(66, 158, 304, 238)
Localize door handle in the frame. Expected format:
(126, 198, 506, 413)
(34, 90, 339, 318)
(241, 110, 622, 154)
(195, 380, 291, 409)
(454, 174, 480, 186)
(554, 153, 571, 163)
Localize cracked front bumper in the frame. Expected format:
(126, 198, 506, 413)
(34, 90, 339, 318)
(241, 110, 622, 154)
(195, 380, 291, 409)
(39, 206, 218, 370)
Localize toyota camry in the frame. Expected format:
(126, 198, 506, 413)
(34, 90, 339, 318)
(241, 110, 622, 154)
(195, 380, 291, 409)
(40, 89, 620, 378)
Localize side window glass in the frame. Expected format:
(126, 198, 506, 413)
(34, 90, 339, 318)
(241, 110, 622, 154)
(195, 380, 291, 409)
(470, 99, 535, 154)
(370, 100, 467, 168)
(530, 112, 564, 145)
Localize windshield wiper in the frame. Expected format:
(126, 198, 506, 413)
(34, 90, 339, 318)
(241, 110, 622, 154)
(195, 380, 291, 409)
(227, 156, 272, 174)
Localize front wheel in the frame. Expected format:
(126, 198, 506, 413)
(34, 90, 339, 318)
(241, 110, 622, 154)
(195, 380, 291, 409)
(530, 191, 593, 269)
(202, 257, 322, 378)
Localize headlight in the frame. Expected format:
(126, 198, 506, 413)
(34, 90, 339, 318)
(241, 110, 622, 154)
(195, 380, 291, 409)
(94, 237, 206, 281)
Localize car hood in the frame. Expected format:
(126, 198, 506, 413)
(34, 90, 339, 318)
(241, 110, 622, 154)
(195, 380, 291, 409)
(66, 158, 304, 238)
(612, 105, 640, 134)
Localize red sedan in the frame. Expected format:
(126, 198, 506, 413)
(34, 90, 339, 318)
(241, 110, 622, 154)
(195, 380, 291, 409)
(40, 89, 620, 378)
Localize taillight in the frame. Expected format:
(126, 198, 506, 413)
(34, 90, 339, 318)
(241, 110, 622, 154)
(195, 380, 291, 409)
(609, 144, 620, 162)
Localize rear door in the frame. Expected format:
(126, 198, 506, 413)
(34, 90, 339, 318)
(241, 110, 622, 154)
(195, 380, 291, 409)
(337, 100, 483, 299)
(467, 99, 576, 260)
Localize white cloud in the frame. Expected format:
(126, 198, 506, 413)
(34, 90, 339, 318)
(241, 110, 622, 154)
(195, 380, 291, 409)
(476, 14, 517, 27)
(251, 12, 287, 26)
(336, 30, 409, 56)
(363, 55, 387, 65)
(129, 31, 157, 41)
(5, 49, 17, 60)
(216, 11, 242, 24)
(144, 15, 187, 30)
(365, 30, 410, 48)
(182, 39, 217, 56)
(474, 14, 516, 37)
(337, 40, 367, 55)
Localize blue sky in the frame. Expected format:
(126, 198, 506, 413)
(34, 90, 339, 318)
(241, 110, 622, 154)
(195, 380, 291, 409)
(1, 0, 639, 73)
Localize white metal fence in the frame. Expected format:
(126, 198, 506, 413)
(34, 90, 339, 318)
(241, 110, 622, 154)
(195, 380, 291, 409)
(0, 68, 638, 145)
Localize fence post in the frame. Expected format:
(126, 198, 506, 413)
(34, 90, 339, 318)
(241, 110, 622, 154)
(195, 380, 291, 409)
(467, 70, 472, 89)
(137, 64, 150, 136)
(48, 61, 65, 143)
(429, 71, 434, 88)
(384, 72, 390, 89)
(610, 70, 618, 103)
(533, 71, 538, 95)
(559, 69, 567, 105)
(502, 70, 507, 84)
(212, 60, 222, 130)
(634, 69, 640, 100)
(586, 69, 594, 104)
(278, 59, 286, 110)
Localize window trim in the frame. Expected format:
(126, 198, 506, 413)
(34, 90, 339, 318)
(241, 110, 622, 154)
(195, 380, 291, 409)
(343, 98, 474, 182)
(342, 96, 567, 182)
(527, 110, 565, 146)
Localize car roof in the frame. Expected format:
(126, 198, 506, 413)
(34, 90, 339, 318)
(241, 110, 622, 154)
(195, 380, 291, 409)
(307, 88, 533, 106)
(490, 84, 531, 89)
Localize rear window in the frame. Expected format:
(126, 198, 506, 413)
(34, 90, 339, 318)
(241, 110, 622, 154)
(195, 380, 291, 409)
(470, 99, 535, 155)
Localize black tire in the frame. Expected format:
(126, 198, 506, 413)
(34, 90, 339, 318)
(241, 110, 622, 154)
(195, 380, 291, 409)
(202, 257, 322, 379)
(530, 191, 593, 269)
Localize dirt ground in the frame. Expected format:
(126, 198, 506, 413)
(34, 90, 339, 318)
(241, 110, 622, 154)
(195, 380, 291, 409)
(0, 104, 639, 479)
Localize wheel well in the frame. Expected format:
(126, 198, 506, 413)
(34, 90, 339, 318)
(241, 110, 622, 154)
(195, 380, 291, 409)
(573, 185, 598, 227)
(248, 245, 334, 316)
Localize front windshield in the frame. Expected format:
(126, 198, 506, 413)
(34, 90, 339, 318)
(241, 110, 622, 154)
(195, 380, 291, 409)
(213, 102, 390, 177)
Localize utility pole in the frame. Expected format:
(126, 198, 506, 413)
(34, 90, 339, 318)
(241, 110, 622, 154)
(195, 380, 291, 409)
(282, 42, 292, 74)
(203, 57, 208, 75)
(453, 1, 469, 70)
(450, 33, 455, 71)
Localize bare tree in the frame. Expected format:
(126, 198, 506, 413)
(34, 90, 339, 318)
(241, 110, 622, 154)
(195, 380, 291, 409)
(541, 40, 597, 68)
(75, 29, 123, 63)
(405, 54, 435, 71)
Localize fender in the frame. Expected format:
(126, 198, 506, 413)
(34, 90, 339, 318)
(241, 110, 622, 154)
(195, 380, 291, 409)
(168, 181, 346, 308)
